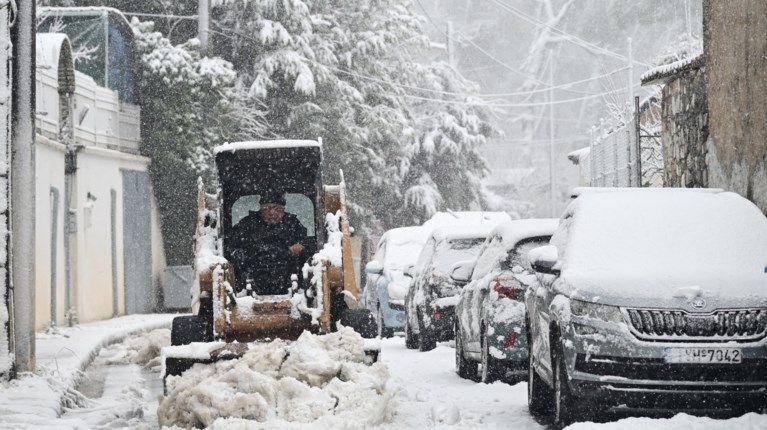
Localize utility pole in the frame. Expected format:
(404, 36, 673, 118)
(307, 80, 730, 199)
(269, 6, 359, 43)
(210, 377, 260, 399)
(0, 0, 13, 380)
(685, 0, 692, 39)
(446, 21, 455, 68)
(548, 53, 556, 217)
(627, 37, 634, 114)
(11, 0, 37, 374)
(198, 0, 210, 55)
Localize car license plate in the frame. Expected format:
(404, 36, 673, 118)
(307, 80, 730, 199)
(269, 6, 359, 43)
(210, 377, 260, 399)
(663, 347, 742, 364)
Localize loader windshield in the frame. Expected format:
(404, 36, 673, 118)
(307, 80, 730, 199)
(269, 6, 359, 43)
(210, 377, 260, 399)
(232, 193, 316, 237)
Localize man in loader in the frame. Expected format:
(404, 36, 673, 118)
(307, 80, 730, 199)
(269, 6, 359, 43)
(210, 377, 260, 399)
(228, 191, 309, 295)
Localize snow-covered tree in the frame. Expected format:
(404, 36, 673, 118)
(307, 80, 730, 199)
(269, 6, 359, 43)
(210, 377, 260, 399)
(212, 0, 495, 233)
(132, 19, 267, 264)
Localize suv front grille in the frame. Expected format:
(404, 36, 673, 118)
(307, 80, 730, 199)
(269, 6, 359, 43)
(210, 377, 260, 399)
(625, 308, 767, 342)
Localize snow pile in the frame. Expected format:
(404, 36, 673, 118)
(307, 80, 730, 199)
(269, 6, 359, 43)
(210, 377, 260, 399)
(318, 211, 343, 266)
(195, 179, 226, 274)
(100, 328, 170, 372)
(158, 327, 390, 429)
(294, 211, 344, 323)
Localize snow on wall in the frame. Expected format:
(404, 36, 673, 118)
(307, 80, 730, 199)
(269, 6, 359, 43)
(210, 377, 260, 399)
(640, 52, 704, 86)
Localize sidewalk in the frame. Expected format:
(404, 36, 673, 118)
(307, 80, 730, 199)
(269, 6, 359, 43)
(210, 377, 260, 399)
(0, 313, 175, 428)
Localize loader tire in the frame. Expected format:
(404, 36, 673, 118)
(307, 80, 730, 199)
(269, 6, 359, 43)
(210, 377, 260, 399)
(339, 308, 377, 339)
(171, 315, 212, 346)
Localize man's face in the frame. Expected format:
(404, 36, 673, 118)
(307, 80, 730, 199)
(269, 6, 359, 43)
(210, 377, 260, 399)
(260, 203, 285, 224)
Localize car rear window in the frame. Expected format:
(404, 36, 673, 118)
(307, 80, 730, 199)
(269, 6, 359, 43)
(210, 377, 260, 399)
(432, 238, 485, 274)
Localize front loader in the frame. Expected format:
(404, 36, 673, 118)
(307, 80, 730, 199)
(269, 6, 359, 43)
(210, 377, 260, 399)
(163, 140, 378, 386)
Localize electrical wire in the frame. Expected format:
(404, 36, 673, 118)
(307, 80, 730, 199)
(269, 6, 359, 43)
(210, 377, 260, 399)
(490, 0, 650, 67)
(391, 83, 642, 108)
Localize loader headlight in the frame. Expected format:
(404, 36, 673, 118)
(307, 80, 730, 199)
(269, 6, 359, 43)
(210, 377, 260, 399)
(570, 299, 623, 323)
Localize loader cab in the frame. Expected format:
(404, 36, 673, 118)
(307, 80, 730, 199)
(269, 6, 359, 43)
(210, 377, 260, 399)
(214, 140, 325, 292)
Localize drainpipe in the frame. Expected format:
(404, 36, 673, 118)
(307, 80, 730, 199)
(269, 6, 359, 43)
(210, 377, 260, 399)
(10, 0, 36, 374)
(58, 40, 77, 327)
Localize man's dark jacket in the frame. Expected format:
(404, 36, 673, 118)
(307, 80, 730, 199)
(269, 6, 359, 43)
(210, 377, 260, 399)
(228, 211, 308, 293)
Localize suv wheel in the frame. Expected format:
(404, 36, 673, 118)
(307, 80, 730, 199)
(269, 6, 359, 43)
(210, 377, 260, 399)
(553, 339, 576, 426)
(376, 306, 394, 338)
(405, 315, 418, 349)
(481, 331, 503, 383)
(527, 356, 552, 417)
(455, 320, 477, 379)
(527, 319, 552, 417)
(418, 308, 437, 351)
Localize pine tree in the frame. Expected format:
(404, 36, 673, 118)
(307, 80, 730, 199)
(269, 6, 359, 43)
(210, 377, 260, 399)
(212, 0, 495, 234)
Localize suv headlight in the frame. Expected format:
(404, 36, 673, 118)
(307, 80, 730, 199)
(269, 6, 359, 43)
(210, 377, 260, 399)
(570, 299, 623, 323)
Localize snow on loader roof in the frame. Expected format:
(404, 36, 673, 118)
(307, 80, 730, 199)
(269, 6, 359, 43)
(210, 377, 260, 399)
(214, 139, 322, 154)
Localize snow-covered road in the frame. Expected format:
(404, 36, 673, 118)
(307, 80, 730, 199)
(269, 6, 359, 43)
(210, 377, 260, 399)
(378, 338, 542, 429)
(9, 323, 766, 430)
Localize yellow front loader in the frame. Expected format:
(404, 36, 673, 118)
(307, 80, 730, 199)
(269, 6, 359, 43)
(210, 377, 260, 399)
(163, 140, 378, 385)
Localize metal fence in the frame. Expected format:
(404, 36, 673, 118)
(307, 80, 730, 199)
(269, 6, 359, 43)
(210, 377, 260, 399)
(590, 121, 640, 187)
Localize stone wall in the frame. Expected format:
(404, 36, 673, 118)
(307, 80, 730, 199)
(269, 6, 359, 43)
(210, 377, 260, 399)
(704, 0, 767, 214)
(660, 64, 709, 188)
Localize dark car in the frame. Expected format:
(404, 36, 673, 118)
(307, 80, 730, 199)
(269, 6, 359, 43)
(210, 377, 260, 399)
(454, 219, 557, 383)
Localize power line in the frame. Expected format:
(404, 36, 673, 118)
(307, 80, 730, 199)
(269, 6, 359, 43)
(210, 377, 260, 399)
(490, 0, 650, 67)
(123, 11, 198, 20)
(390, 83, 641, 108)
(210, 25, 640, 109)
(413, 0, 546, 85)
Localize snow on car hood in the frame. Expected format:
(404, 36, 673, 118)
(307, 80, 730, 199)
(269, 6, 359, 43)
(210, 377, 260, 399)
(559, 270, 767, 310)
(387, 270, 411, 301)
(556, 190, 767, 310)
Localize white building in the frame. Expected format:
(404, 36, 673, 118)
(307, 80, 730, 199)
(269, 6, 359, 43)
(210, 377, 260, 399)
(33, 8, 166, 331)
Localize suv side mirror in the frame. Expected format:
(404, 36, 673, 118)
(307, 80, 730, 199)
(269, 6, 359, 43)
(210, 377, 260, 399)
(365, 260, 384, 275)
(528, 245, 560, 275)
(404, 264, 415, 278)
(450, 259, 474, 284)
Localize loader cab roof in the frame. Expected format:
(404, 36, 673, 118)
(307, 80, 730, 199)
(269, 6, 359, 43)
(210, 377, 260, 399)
(214, 139, 322, 154)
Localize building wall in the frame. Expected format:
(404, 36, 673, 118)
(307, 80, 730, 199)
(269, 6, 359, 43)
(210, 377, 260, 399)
(34, 138, 166, 330)
(660, 65, 709, 188)
(704, 0, 767, 214)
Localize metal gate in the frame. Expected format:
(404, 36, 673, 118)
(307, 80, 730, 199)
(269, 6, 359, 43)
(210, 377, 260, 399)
(122, 170, 153, 314)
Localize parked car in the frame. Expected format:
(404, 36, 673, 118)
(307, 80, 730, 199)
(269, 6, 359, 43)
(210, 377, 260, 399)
(422, 211, 512, 231)
(453, 219, 558, 383)
(405, 224, 493, 351)
(362, 226, 429, 337)
(525, 188, 767, 426)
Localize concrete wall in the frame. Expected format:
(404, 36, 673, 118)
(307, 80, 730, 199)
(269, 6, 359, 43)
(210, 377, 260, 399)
(704, 0, 767, 214)
(660, 65, 709, 188)
(34, 137, 166, 330)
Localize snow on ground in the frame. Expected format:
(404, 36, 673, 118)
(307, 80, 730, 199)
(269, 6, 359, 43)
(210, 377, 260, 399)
(0, 314, 174, 429)
(376, 339, 539, 430)
(61, 329, 171, 429)
(2, 315, 767, 429)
